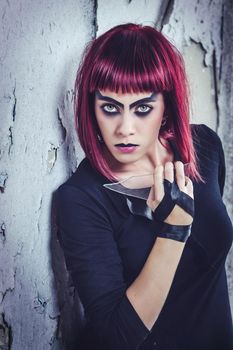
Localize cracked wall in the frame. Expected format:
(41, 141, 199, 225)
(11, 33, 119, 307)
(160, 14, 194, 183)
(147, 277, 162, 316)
(0, 0, 232, 349)
(0, 313, 11, 350)
(0, 1, 93, 349)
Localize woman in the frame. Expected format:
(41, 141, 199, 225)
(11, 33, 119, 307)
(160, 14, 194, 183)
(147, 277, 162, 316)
(55, 23, 233, 349)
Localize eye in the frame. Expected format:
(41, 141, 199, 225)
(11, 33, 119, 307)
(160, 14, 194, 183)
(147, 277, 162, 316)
(135, 105, 153, 116)
(101, 104, 118, 114)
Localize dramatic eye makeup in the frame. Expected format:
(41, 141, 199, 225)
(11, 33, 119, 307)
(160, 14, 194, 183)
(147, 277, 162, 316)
(134, 104, 153, 116)
(100, 103, 153, 117)
(101, 104, 119, 115)
(96, 90, 157, 117)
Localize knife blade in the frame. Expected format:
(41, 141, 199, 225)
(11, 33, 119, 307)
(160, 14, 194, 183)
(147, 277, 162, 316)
(103, 173, 153, 200)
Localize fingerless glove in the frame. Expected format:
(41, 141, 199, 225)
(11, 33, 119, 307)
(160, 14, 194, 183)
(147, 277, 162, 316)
(152, 179, 194, 242)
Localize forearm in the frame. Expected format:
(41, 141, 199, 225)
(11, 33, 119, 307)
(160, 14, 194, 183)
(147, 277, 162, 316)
(126, 237, 185, 330)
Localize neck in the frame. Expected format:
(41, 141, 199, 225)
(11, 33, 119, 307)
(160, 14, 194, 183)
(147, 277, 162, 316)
(107, 138, 174, 181)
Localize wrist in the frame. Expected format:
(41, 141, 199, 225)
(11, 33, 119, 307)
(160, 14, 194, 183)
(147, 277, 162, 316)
(156, 223, 192, 242)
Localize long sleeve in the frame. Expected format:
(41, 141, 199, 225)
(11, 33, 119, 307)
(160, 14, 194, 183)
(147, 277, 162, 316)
(55, 184, 151, 350)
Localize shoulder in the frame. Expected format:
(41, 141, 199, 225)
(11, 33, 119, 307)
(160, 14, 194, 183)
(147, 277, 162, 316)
(61, 157, 107, 188)
(55, 157, 108, 205)
(190, 123, 222, 150)
(55, 158, 127, 228)
(190, 124, 225, 185)
(190, 123, 224, 164)
(56, 157, 108, 196)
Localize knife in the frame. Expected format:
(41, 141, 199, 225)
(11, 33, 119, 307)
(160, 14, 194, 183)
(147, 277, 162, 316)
(103, 164, 190, 200)
(103, 173, 153, 200)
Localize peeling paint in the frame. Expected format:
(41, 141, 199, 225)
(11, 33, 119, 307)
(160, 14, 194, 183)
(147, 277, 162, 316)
(12, 83, 17, 122)
(157, 0, 175, 30)
(8, 127, 13, 155)
(0, 313, 11, 350)
(162, 0, 223, 67)
(0, 286, 14, 305)
(219, 2, 225, 82)
(47, 144, 58, 173)
(92, 0, 98, 38)
(3, 94, 11, 102)
(48, 315, 61, 347)
(0, 223, 6, 243)
(183, 41, 217, 129)
(34, 295, 49, 314)
(0, 262, 15, 305)
(0, 173, 8, 193)
(13, 241, 23, 258)
(57, 108, 67, 146)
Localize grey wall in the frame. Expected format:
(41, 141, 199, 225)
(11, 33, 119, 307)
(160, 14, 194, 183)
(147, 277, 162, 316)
(0, 1, 232, 349)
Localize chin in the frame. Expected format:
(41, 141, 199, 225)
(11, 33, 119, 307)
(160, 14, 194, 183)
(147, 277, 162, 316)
(114, 153, 142, 165)
(106, 146, 143, 163)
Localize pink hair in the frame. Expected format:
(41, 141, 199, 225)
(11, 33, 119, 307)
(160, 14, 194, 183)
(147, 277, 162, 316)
(74, 23, 202, 181)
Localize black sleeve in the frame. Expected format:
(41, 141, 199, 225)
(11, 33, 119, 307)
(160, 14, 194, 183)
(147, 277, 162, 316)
(194, 124, 226, 197)
(55, 184, 151, 350)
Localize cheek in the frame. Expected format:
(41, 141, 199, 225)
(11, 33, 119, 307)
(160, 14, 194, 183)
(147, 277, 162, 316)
(95, 112, 107, 132)
(97, 118, 115, 137)
(141, 118, 161, 135)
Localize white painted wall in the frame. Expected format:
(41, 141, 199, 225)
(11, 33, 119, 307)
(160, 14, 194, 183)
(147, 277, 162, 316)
(0, 1, 93, 349)
(0, 1, 232, 349)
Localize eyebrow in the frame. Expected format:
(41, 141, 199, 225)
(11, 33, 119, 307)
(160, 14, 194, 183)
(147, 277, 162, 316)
(95, 91, 157, 109)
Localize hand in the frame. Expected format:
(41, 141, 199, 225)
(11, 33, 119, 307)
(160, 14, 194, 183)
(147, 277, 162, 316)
(146, 161, 194, 242)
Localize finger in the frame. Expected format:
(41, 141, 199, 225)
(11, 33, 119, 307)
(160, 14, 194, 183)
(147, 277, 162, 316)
(146, 165, 164, 210)
(153, 164, 164, 202)
(185, 177, 194, 199)
(174, 161, 185, 190)
(184, 175, 189, 186)
(146, 184, 155, 205)
(164, 161, 174, 183)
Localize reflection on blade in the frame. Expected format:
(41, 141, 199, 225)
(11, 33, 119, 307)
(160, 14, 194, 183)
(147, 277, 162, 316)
(103, 183, 151, 200)
(103, 173, 153, 200)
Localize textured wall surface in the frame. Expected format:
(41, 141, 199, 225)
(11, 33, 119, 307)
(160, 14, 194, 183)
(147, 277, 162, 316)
(0, 0, 232, 349)
(218, 0, 233, 309)
(0, 1, 93, 349)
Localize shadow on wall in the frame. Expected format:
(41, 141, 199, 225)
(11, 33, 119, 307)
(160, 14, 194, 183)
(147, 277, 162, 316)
(50, 193, 86, 350)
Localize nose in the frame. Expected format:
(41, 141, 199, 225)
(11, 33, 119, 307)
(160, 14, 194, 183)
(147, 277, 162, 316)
(116, 113, 135, 137)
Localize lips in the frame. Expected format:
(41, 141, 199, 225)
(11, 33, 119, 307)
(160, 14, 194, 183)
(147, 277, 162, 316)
(115, 143, 138, 147)
(115, 144, 139, 154)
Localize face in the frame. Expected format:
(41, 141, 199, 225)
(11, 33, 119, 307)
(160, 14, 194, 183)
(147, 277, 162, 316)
(94, 89, 166, 171)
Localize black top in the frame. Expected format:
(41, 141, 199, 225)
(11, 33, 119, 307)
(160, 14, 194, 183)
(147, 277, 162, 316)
(55, 124, 233, 350)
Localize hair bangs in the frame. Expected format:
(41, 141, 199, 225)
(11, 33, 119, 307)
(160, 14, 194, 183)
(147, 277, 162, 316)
(89, 33, 173, 94)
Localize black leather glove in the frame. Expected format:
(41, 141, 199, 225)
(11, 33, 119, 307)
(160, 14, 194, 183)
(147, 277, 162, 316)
(152, 179, 194, 242)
